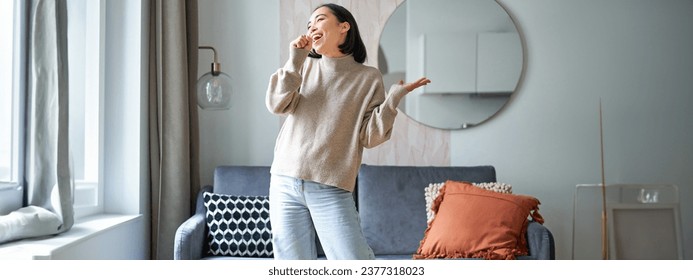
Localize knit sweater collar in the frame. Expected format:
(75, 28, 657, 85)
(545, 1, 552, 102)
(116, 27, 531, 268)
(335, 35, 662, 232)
(318, 54, 359, 72)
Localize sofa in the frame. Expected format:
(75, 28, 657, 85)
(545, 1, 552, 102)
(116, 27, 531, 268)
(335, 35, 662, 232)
(174, 164, 555, 260)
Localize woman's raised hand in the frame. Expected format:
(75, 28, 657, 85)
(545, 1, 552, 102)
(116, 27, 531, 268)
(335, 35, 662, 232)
(399, 77, 431, 92)
(291, 35, 312, 51)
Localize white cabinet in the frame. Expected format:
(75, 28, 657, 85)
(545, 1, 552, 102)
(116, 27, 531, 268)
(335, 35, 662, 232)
(421, 32, 521, 94)
(422, 33, 477, 94)
(477, 32, 522, 93)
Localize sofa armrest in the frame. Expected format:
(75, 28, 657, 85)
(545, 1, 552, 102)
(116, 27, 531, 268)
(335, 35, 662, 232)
(174, 185, 213, 260)
(526, 221, 555, 260)
(195, 185, 213, 216)
(173, 213, 207, 260)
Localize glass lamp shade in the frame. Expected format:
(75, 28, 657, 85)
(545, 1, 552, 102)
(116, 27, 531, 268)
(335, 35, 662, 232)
(196, 71, 232, 110)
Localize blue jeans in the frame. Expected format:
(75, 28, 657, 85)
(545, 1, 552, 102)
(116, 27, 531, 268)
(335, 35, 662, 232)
(269, 174, 375, 260)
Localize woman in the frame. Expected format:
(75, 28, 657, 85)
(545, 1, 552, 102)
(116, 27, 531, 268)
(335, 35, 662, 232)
(265, 3, 430, 260)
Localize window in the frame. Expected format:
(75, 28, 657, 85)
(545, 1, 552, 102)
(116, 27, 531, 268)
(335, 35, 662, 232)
(0, 0, 105, 218)
(0, 0, 24, 215)
(67, 0, 105, 218)
(1, 0, 16, 182)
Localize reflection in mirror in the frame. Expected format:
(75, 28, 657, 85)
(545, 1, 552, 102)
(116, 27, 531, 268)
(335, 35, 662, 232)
(379, 0, 523, 130)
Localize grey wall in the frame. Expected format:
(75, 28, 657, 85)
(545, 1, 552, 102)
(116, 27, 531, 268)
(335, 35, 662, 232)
(197, 0, 693, 259)
(454, 0, 692, 259)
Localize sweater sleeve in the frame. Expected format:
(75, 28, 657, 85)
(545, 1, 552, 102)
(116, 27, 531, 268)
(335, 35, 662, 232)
(359, 81, 409, 149)
(266, 48, 309, 115)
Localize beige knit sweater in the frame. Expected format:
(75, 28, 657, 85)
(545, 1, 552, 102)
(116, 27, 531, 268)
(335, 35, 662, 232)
(266, 48, 408, 192)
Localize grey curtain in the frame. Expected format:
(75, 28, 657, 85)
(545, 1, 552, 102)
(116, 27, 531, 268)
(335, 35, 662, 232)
(0, 0, 73, 244)
(148, 0, 200, 259)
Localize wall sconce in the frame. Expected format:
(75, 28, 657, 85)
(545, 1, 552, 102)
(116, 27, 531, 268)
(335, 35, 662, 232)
(197, 46, 232, 110)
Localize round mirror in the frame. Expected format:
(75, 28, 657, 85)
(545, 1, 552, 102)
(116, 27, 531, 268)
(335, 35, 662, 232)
(379, 0, 524, 130)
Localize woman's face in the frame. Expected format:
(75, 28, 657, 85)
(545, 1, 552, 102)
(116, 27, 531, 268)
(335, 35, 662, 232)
(307, 6, 349, 58)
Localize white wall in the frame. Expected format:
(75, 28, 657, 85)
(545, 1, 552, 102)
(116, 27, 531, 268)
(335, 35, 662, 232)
(197, 0, 280, 188)
(104, 0, 149, 218)
(198, 0, 693, 259)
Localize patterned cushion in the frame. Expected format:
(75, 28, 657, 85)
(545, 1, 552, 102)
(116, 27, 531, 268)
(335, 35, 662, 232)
(203, 192, 273, 257)
(424, 181, 512, 224)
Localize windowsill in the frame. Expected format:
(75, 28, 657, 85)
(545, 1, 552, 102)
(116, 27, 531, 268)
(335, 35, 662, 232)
(0, 214, 141, 260)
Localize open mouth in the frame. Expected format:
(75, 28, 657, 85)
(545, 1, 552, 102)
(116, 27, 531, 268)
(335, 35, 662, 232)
(312, 33, 323, 43)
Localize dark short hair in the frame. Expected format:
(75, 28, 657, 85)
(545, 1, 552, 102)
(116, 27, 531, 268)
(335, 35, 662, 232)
(308, 3, 367, 64)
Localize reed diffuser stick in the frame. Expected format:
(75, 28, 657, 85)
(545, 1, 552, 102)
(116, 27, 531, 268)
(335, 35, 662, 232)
(599, 98, 609, 260)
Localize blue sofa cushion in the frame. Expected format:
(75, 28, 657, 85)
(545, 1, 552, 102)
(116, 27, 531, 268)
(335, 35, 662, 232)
(203, 192, 273, 257)
(213, 166, 272, 196)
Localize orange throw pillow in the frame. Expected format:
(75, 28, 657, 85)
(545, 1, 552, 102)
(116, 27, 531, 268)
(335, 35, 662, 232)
(414, 180, 544, 260)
